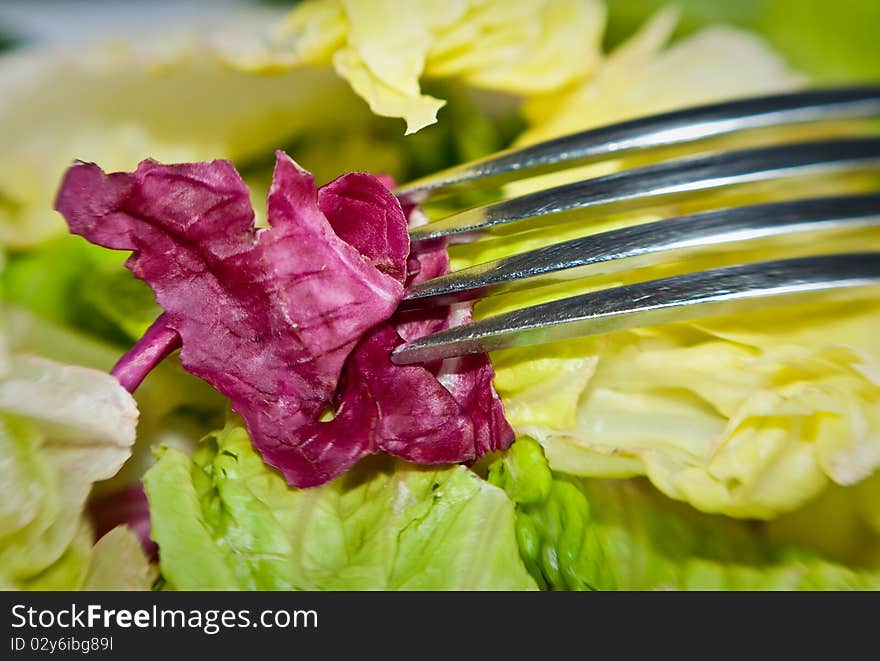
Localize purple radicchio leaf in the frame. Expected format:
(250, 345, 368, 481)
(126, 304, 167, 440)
(110, 312, 181, 393)
(88, 482, 157, 562)
(393, 206, 514, 457)
(57, 153, 405, 486)
(327, 188, 512, 458)
(56, 153, 512, 488)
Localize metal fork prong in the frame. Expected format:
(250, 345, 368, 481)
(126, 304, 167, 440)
(390, 253, 880, 365)
(408, 137, 880, 242)
(394, 86, 880, 203)
(401, 194, 880, 307)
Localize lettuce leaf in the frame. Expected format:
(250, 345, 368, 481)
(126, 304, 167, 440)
(5, 0, 879, 592)
(16, 523, 155, 591)
(56, 154, 512, 487)
(144, 421, 536, 590)
(88, 482, 157, 562)
(490, 439, 880, 590)
(3, 304, 227, 492)
(519, 8, 804, 146)
(451, 10, 880, 520)
(0, 16, 390, 248)
(56, 154, 406, 487)
(81, 526, 158, 591)
(603, 0, 880, 83)
(492, 300, 880, 519)
(0, 332, 148, 588)
(239, 0, 605, 134)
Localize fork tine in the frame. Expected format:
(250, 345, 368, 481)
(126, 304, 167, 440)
(394, 86, 880, 204)
(391, 253, 880, 365)
(401, 194, 880, 307)
(407, 137, 880, 242)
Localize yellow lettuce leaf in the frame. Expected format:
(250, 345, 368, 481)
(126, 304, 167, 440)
(455, 10, 880, 519)
(247, 0, 606, 134)
(520, 7, 805, 145)
(0, 331, 144, 588)
(0, 20, 385, 248)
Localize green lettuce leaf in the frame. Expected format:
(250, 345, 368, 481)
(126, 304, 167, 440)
(0, 333, 148, 588)
(16, 524, 156, 591)
(144, 421, 536, 590)
(4, 0, 879, 592)
(604, 0, 880, 82)
(2, 235, 158, 342)
(3, 305, 227, 495)
(81, 526, 158, 591)
(490, 439, 880, 590)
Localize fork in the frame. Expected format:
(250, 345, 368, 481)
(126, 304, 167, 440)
(389, 87, 880, 365)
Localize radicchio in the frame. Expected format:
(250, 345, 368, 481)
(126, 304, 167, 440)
(56, 153, 513, 487)
(88, 482, 157, 561)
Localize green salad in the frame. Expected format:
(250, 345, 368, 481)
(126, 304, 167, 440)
(1, 0, 880, 590)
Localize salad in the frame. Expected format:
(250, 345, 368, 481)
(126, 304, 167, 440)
(2, 0, 880, 591)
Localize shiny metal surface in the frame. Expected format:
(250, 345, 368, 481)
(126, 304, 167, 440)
(407, 137, 880, 242)
(391, 253, 880, 365)
(395, 86, 880, 204)
(392, 88, 880, 363)
(402, 194, 880, 306)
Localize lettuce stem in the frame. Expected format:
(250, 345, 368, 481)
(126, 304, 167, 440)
(110, 313, 181, 393)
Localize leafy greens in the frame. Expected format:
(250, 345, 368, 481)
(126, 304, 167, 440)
(56, 153, 512, 487)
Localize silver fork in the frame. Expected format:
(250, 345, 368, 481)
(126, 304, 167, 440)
(390, 87, 880, 365)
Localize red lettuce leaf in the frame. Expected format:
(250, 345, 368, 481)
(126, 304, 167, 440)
(394, 206, 513, 457)
(58, 153, 405, 485)
(261, 323, 476, 478)
(318, 173, 409, 282)
(88, 483, 157, 562)
(56, 153, 512, 488)
(110, 312, 181, 393)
